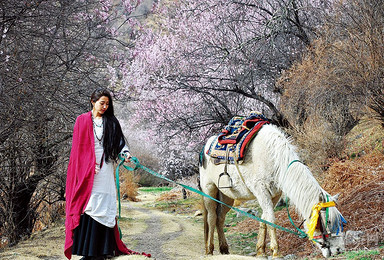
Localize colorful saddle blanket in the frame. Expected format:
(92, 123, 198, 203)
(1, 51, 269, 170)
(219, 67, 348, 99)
(207, 112, 269, 164)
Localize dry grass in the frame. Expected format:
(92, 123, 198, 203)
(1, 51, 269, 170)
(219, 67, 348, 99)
(156, 187, 186, 201)
(33, 201, 66, 233)
(322, 153, 384, 251)
(153, 187, 203, 216)
(120, 170, 141, 202)
(0, 224, 66, 259)
(288, 118, 346, 170)
(156, 187, 197, 201)
(323, 119, 384, 252)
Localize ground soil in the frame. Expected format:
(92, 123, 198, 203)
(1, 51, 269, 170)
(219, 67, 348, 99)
(0, 192, 255, 260)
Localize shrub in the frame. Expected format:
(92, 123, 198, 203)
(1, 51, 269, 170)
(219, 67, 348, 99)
(278, 0, 384, 164)
(119, 169, 140, 202)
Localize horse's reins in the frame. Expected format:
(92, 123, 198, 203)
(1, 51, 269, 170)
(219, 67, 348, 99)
(116, 157, 335, 245)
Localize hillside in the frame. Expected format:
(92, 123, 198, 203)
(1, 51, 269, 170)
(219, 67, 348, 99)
(229, 119, 384, 258)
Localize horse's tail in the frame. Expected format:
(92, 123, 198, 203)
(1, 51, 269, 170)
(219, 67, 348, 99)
(199, 146, 206, 168)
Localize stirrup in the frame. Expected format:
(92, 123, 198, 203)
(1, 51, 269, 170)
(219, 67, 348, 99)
(218, 171, 233, 188)
(218, 146, 233, 188)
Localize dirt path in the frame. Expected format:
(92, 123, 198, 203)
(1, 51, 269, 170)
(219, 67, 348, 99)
(0, 192, 254, 260)
(117, 193, 206, 259)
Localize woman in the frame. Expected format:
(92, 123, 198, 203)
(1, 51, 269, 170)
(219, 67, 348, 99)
(64, 89, 150, 259)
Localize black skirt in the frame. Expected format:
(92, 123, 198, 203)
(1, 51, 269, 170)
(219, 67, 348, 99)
(72, 213, 117, 257)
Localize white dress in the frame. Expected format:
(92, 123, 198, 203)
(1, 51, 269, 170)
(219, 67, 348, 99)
(84, 117, 128, 228)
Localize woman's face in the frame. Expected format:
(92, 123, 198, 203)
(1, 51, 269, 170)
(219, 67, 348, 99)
(92, 96, 110, 117)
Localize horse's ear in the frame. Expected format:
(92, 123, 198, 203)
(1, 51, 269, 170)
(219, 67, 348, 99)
(319, 193, 325, 202)
(331, 193, 340, 203)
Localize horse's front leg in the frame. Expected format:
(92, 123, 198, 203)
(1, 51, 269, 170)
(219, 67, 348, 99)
(267, 226, 283, 258)
(256, 222, 267, 257)
(216, 192, 234, 254)
(253, 184, 276, 258)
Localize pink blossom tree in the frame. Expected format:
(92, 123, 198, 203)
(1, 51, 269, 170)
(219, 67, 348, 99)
(119, 0, 334, 178)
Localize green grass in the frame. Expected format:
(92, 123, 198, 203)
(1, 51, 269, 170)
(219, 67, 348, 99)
(222, 209, 261, 255)
(226, 232, 258, 255)
(139, 186, 173, 193)
(147, 196, 201, 214)
(224, 209, 249, 226)
(336, 249, 381, 259)
(118, 216, 135, 222)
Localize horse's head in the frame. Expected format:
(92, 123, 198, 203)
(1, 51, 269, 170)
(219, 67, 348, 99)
(312, 230, 345, 257)
(307, 194, 347, 258)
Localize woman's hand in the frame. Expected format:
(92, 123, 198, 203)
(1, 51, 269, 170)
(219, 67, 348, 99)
(123, 151, 132, 163)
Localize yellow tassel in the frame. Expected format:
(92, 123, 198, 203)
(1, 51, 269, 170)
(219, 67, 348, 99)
(307, 201, 336, 240)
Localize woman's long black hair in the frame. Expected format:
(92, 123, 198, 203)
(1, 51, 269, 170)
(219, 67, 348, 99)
(90, 89, 126, 162)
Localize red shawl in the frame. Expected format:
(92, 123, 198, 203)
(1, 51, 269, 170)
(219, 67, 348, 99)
(64, 112, 149, 259)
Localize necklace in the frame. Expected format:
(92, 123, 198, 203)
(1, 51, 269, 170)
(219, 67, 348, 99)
(93, 119, 103, 128)
(92, 115, 104, 144)
(94, 128, 103, 144)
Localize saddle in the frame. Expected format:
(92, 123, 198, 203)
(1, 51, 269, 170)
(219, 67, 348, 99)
(207, 111, 270, 165)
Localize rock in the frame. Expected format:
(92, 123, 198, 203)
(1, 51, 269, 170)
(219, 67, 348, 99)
(236, 207, 258, 218)
(345, 230, 364, 244)
(194, 210, 202, 217)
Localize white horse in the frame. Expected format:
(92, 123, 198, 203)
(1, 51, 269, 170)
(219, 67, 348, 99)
(199, 124, 346, 258)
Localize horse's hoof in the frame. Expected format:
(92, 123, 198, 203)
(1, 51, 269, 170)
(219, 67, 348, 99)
(255, 255, 268, 260)
(219, 246, 230, 254)
(272, 253, 284, 259)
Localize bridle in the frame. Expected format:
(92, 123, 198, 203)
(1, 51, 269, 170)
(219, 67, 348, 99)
(307, 201, 336, 249)
(315, 206, 332, 249)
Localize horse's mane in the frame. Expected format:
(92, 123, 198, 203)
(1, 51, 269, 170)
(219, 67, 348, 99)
(259, 125, 344, 232)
